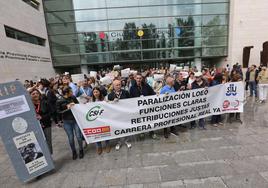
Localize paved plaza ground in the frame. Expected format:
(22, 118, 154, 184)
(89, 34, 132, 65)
(1, 97, 268, 188)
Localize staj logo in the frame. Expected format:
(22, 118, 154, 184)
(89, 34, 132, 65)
(226, 84, 237, 96)
(86, 105, 104, 121)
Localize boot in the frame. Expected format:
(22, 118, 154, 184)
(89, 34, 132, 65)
(72, 151, 77, 160)
(164, 128, 169, 138)
(79, 150, 84, 159)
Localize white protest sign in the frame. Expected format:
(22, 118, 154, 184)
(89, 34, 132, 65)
(121, 68, 130, 78)
(113, 65, 121, 70)
(153, 74, 164, 81)
(72, 82, 244, 144)
(176, 66, 183, 71)
(180, 72, 189, 79)
(100, 76, 112, 85)
(90, 71, 97, 78)
(170, 64, 176, 72)
(71, 74, 84, 84)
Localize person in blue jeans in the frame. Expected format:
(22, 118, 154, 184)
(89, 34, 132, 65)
(248, 65, 259, 98)
(190, 72, 208, 129)
(56, 86, 84, 160)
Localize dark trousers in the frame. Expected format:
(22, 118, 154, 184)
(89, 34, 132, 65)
(191, 118, 205, 128)
(211, 115, 222, 124)
(43, 127, 53, 154)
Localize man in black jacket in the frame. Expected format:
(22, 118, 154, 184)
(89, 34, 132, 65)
(190, 72, 208, 129)
(129, 73, 159, 140)
(108, 79, 131, 150)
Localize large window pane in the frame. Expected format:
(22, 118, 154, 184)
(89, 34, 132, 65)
(73, 0, 106, 9)
(202, 3, 228, 14)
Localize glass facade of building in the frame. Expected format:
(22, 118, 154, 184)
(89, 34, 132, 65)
(43, 0, 229, 70)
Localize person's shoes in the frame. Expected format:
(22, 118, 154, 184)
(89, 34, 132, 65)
(212, 124, 218, 127)
(139, 133, 145, 140)
(170, 130, 179, 136)
(72, 151, 77, 160)
(97, 147, 102, 155)
(199, 126, 206, 130)
(218, 122, 224, 125)
(105, 145, 111, 153)
(79, 150, 84, 159)
(115, 143, 121, 151)
(125, 141, 132, 149)
(151, 133, 160, 140)
(170, 127, 178, 136)
(164, 129, 169, 138)
(190, 125, 196, 129)
(236, 119, 243, 124)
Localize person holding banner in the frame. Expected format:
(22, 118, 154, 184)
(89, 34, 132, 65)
(30, 89, 53, 154)
(160, 76, 179, 138)
(129, 73, 159, 140)
(91, 87, 111, 155)
(108, 79, 132, 150)
(56, 87, 84, 160)
(190, 72, 208, 129)
(210, 71, 224, 127)
(229, 70, 243, 124)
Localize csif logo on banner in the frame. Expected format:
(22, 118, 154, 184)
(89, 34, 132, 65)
(226, 84, 237, 96)
(86, 105, 104, 121)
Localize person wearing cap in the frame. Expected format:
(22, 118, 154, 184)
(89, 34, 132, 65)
(190, 72, 208, 129)
(160, 76, 179, 138)
(257, 66, 268, 103)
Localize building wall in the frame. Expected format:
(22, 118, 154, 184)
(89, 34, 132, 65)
(0, 0, 55, 83)
(228, 0, 268, 67)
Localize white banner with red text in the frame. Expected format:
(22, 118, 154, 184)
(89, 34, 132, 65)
(71, 82, 244, 143)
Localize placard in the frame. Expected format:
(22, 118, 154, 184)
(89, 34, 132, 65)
(0, 81, 54, 182)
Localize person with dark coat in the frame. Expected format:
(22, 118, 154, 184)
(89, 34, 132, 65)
(210, 72, 224, 126)
(56, 86, 84, 160)
(190, 72, 208, 129)
(129, 74, 155, 97)
(30, 89, 53, 154)
(108, 79, 131, 150)
(129, 73, 159, 140)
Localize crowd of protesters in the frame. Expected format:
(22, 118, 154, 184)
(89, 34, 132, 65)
(24, 63, 268, 160)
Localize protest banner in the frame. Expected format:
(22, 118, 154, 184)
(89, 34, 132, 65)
(72, 82, 244, 144)
(0, 81, 54, 182)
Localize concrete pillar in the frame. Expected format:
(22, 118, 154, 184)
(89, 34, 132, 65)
(194, 58, 202, 71)
(81, 65, 88, 74)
